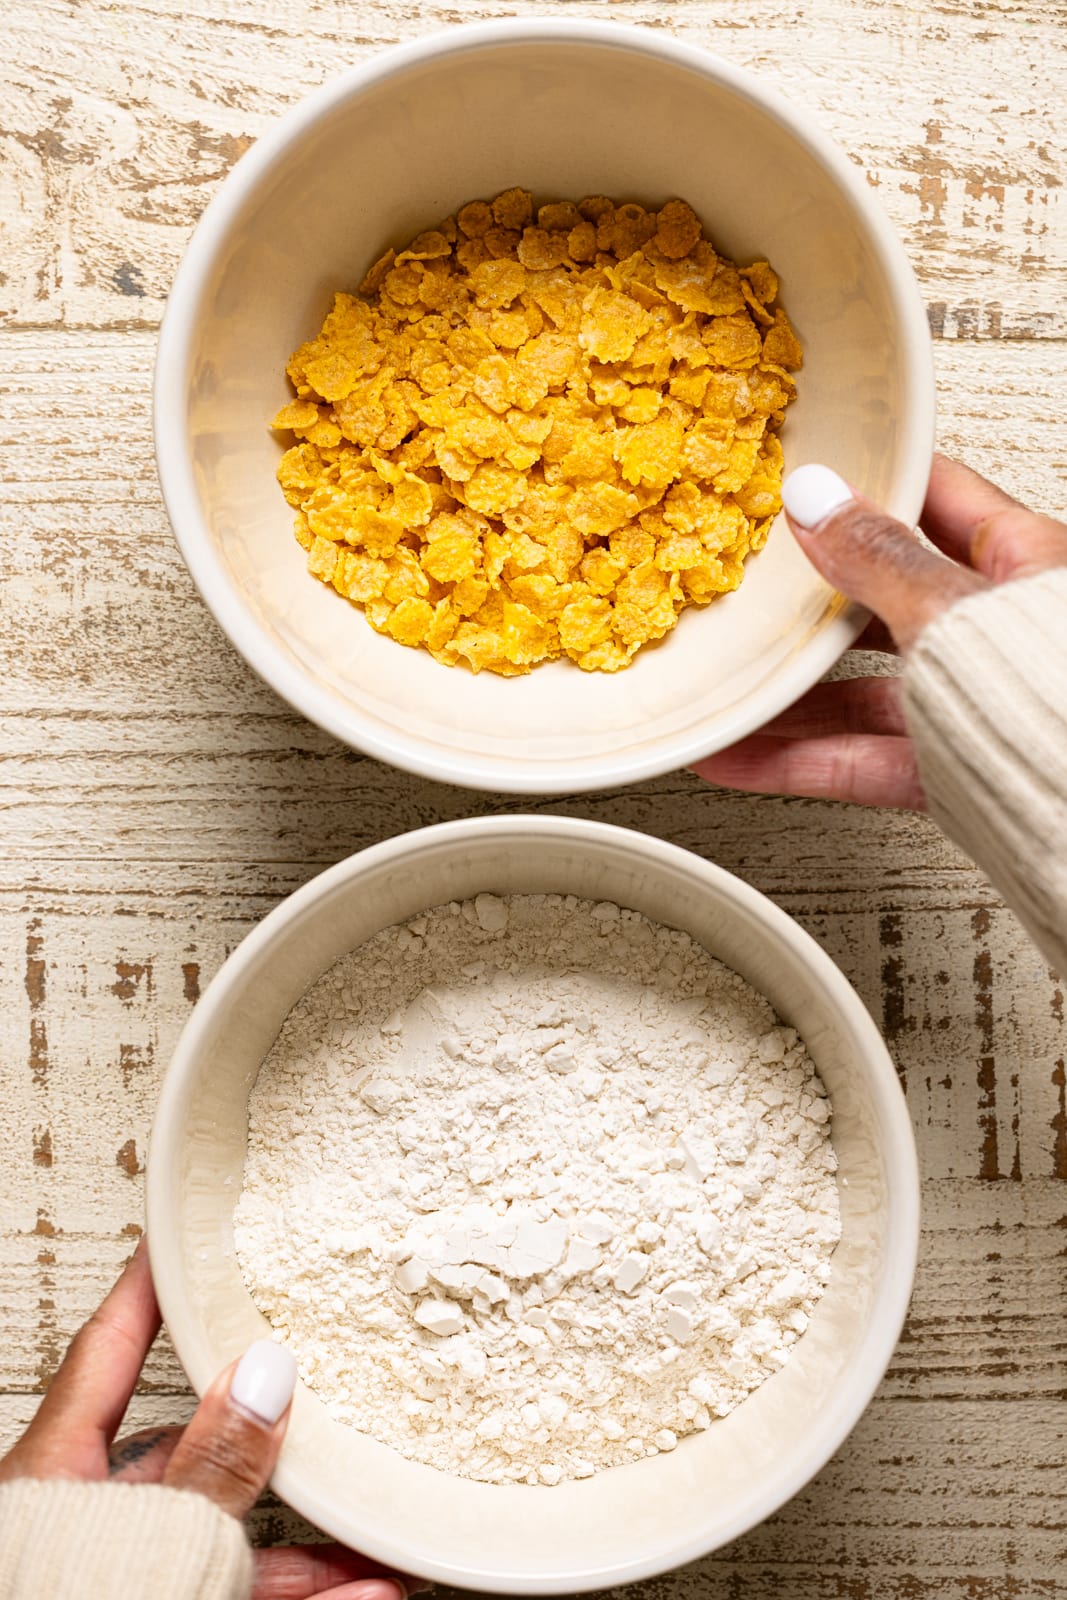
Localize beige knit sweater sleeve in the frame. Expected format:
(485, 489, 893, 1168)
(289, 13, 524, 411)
(0, 1479, 253, 1599)
(903, 565, 1067, 976)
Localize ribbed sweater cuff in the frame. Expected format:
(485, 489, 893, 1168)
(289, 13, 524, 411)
(0, 1479, 253, 1599)
(903, 565, 1067, 976)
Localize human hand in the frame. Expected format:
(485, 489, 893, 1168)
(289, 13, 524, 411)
(694, 453, 1067, 809)
(0, 1238, 416, 1600)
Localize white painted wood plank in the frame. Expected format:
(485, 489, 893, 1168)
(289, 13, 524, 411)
(1, 0, 1062, 334)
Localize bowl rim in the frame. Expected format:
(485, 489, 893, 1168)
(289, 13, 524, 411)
(153, 16, 935, 796)
(146, 814, 921, 1593)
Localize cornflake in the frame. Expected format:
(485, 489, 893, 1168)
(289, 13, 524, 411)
(272, 191, 801, 675)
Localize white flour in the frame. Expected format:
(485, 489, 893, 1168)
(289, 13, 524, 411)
(234, 894, 840, 1485)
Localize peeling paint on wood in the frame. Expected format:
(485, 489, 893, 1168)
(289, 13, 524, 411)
(1, 1, 1063, 336)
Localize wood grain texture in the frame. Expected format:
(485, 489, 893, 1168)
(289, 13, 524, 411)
(2, 0, 1065, 337)
(1, 0, 1065, 1594)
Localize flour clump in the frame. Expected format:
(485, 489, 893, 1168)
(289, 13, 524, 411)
(234, 894, 840, 1485)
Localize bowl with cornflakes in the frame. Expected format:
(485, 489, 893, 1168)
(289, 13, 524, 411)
(154, 19, 934, 794)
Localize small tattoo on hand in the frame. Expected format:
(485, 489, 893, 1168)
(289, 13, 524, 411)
(107, 1430, 171, 1475)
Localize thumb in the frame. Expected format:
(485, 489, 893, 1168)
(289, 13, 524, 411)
(163, 1340, 296, 1518)
(782, 463, 988, 652)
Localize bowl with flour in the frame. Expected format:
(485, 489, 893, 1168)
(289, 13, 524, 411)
(147, 817, 919, 1592)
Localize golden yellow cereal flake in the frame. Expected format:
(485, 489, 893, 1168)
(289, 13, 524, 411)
(271, 190, 801, 674)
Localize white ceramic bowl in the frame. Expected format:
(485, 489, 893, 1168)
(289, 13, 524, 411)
(154, 20, 934, 796)
(147, 816, 919, 1593)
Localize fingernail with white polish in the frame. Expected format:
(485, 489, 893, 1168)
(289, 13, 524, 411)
(782, 463, 854, 530)
(230, 1339, 296, 1424)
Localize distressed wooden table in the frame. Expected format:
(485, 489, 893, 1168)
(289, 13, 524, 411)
(2, 1, 1065, 1594)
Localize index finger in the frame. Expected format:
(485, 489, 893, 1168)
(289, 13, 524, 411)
(922, 453, 1067, 581)
(920, 453, 1022, 563)
(252, 1546, 408, 1600)
(32, 1236, 161, 1447)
